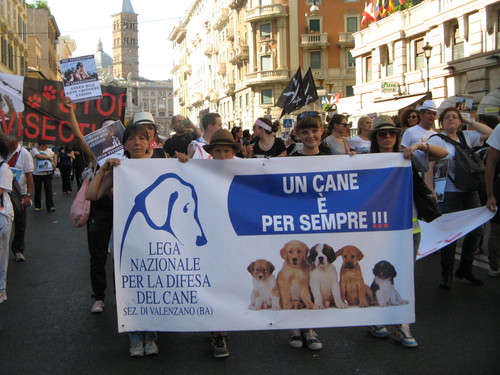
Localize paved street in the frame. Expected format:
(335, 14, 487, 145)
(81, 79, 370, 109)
(0, 177, 499, 374)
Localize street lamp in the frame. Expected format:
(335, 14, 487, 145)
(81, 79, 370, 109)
(423, 42, 433, 94)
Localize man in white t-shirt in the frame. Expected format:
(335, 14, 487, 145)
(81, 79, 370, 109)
(187, 113, 222, 159)
(30, 144, 56, 212)
(7, 138, 34, 262)
(400, 100, 438, 149)
(485, 124, 500, 277)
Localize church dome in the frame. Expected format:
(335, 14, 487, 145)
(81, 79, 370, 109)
(94, 40, 113, 70)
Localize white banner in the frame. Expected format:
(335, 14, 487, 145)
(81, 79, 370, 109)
(417, 206, 494, 260)
(114, 154, 415, 332)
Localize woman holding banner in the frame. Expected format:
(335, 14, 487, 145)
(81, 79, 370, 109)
(86, 124, 164, 357)
(368, 115, 448, 348)
(426, 107, 492, 289)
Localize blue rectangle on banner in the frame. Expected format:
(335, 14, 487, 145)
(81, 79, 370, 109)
(227, 166, 413, 235)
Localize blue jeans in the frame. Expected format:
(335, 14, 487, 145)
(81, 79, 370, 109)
(438, 191, 484, 268)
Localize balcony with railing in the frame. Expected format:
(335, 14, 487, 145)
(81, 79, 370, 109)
(229, 0, 246, 10)
(218, 62, 226, 75)
(173, 27, 186, 44)
(229, 45, 249, 64)
(300, 33, 329, 48)
(337, 32, 355, 48)
(245, 69, 289, 85)
(180, 64, 192, 75)
(213, 8, 229, 30)
(191, 92, 204, 106)
(225, 83, 236, 96)
(245, 4, 288, 23)
(203, 43, 214, 56)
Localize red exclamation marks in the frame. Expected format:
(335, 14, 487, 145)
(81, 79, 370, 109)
(372, 212, 389, 228)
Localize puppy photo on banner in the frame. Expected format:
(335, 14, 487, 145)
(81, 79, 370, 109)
(113, 154, 415, 333)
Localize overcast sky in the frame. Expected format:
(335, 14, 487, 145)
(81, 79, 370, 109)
(45, 0, 191, 80)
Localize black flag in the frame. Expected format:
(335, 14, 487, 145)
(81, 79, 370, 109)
(302, 68, 318, 105)
(274, 68, 305, 118)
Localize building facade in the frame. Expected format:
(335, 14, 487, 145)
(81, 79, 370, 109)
(27, 7, 60, 80)
(170, 0, 365, 129)
(346, 0, 500, 120)
(56, 35, 77, 63)
(0, 0, 28, 77)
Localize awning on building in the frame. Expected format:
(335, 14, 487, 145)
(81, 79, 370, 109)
(338, 94, 427, 118)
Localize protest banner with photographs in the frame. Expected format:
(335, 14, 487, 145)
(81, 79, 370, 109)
(114, 155, 416, 332)
(35, 154, 54, 173)
(84, 120, 125, 166)
(455, 94, 473, 120)
(60, 55, 102, 103)
(0, 72, 126, 146)
(432, 159, 450, 202)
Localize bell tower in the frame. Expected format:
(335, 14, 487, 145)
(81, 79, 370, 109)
(112, 0, 139, 79)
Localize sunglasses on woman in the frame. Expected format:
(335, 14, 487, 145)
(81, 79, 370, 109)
(298, 111, 319, 119)
(377, 129, 398, 137)
(408, 115, 418, 119)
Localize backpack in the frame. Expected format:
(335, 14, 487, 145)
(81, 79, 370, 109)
(0, 161, 24, 213)
(430, 132, 485, 192)
(412, 164, 442, 222)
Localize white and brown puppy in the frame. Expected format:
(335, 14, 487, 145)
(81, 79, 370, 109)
(370, 260, 409, 307)
(247, 259, 280, 310)
(277, 240, 314, 310)
(336, 245, 376, 308)
(307, 243, 347, 309)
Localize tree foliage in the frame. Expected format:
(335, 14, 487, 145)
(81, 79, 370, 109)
(27, 1, 51, 14)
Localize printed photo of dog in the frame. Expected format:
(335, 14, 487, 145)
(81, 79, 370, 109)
(247, 259, 280, 310)
(336, 245, 375, 308)
(277, 240, 314, 310)
(370, 260, 409, 307)
(308, 243, 347, 309)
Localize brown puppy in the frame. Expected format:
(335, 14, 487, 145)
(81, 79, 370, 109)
(247, 259, 280, 310)
(277, 240, 314, 309)
(336, 245, 375, 308)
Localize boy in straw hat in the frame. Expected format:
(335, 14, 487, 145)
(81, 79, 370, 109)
(178, 128, 240, 358)
(202, 129, 241, 160)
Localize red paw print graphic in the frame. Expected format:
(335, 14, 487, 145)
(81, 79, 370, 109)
(27, 94, 42, 108)
(42, 85, 57, 101)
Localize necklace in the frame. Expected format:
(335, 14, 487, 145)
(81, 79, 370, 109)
(259, 137, 274, 151)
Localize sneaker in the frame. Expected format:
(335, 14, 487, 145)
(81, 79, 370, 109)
(48, 207, 56, 212)
(130, 342, 144, 357)
(488, 269, 499, 277)
(91, 300, 105, 313)
(288, 329, 303, 348)
(34, 207, 41, 212)
(14, 252, 26, 262)
(144, 340, 158, 356)
(212, 335, 229, 358)
(369, 325, 390, 339)
(303, 329, 322, 350)
(0, 289, 6, 303)
(392, 324, 418, 348)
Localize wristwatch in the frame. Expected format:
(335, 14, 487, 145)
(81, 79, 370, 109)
(24, 194, 31, 197)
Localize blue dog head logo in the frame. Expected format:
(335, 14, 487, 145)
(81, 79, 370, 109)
(119, 173, 207, 266)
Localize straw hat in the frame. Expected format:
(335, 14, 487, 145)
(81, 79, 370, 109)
(369, 115, 401, 141)
(203, 129, 241, 153)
